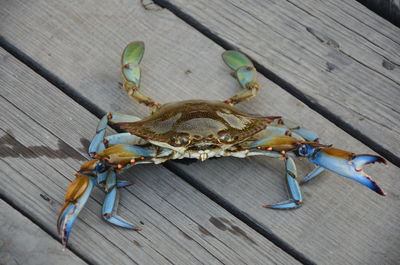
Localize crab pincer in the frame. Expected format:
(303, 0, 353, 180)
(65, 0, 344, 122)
(306, 147, 386, 195)
(57, 173, 96, 247)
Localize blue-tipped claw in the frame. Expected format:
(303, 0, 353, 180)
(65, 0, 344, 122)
(57, 174, 96, 247)
(308, 148, 386, 195)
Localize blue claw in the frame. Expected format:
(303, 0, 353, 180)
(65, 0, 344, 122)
(57, 174, 96, 247)
(308, 148, 386, 195)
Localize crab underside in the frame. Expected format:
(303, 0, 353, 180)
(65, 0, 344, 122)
(58, 41, 386, 247)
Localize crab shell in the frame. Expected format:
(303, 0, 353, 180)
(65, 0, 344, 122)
(115, 100, 278, 152)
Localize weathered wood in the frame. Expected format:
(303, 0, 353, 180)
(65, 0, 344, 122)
(1, 0, 400, 264)
(0, 49, 299, 265)
(0, 199, 88, 265)
(156, 0, 400, 164)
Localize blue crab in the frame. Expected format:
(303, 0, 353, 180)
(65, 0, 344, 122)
(58, 42, 386, 246)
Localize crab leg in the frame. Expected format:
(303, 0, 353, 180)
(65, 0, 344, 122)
(102, 169, 141, 229)
(271, 117, 319, 142)
(300, 166, 325, 184)
(88, 112, 141, 157)
(246, 135, 304, 209)
(222, 50, 260, 105)
(264, 157, 303, 209)
(89, 114, 145, 187)
(96, 145, 156, 229)
(121, 41, 160, 110)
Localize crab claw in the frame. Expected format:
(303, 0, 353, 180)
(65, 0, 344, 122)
(308, 147, 386, 195)
(57, 173, 95, 247)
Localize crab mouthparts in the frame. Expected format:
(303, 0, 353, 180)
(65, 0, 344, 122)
(188, 144, 219, 151)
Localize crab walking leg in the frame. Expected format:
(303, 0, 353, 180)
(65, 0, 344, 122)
(88, 112, 141, 157)
(57, 174, 96, 247)
(88, 114, 108, 157)
(222, 50, 260, 105)
(270, 117, 320, 142)
(300, 166, 325, 184)
(95, 162, 137, 188)
(264, 157, 303, 209)
(102, 169, 141, 230)
(121, 41, 161, 110)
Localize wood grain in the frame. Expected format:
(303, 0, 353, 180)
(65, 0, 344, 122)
(0, 49, 299, 265)
(0, 199, 88, 265)
(1, 0, 400, 264)
(158, 0, 400, 163)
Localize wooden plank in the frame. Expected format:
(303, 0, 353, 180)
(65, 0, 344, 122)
(155, 0, 400, 164)
(0, 49, 299, 265)
(0, 199, 88, 265)
(1, 0, 399, 264)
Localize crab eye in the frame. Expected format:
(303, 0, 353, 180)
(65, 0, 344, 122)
(218, 133, 235, 143)
(96, 162, 107, 172)
(298, 144, 309, 156)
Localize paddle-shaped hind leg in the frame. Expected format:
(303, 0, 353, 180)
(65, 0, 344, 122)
(264, 157, 303, 209)
(122, 41, 161, 110)
(102, 169, 141, 230)
(222, 50, 260, 105)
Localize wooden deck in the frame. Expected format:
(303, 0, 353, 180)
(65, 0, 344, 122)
(1, 0, 399, 264)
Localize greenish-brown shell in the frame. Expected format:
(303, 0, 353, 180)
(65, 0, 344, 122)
(116, 100, 277, 147)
